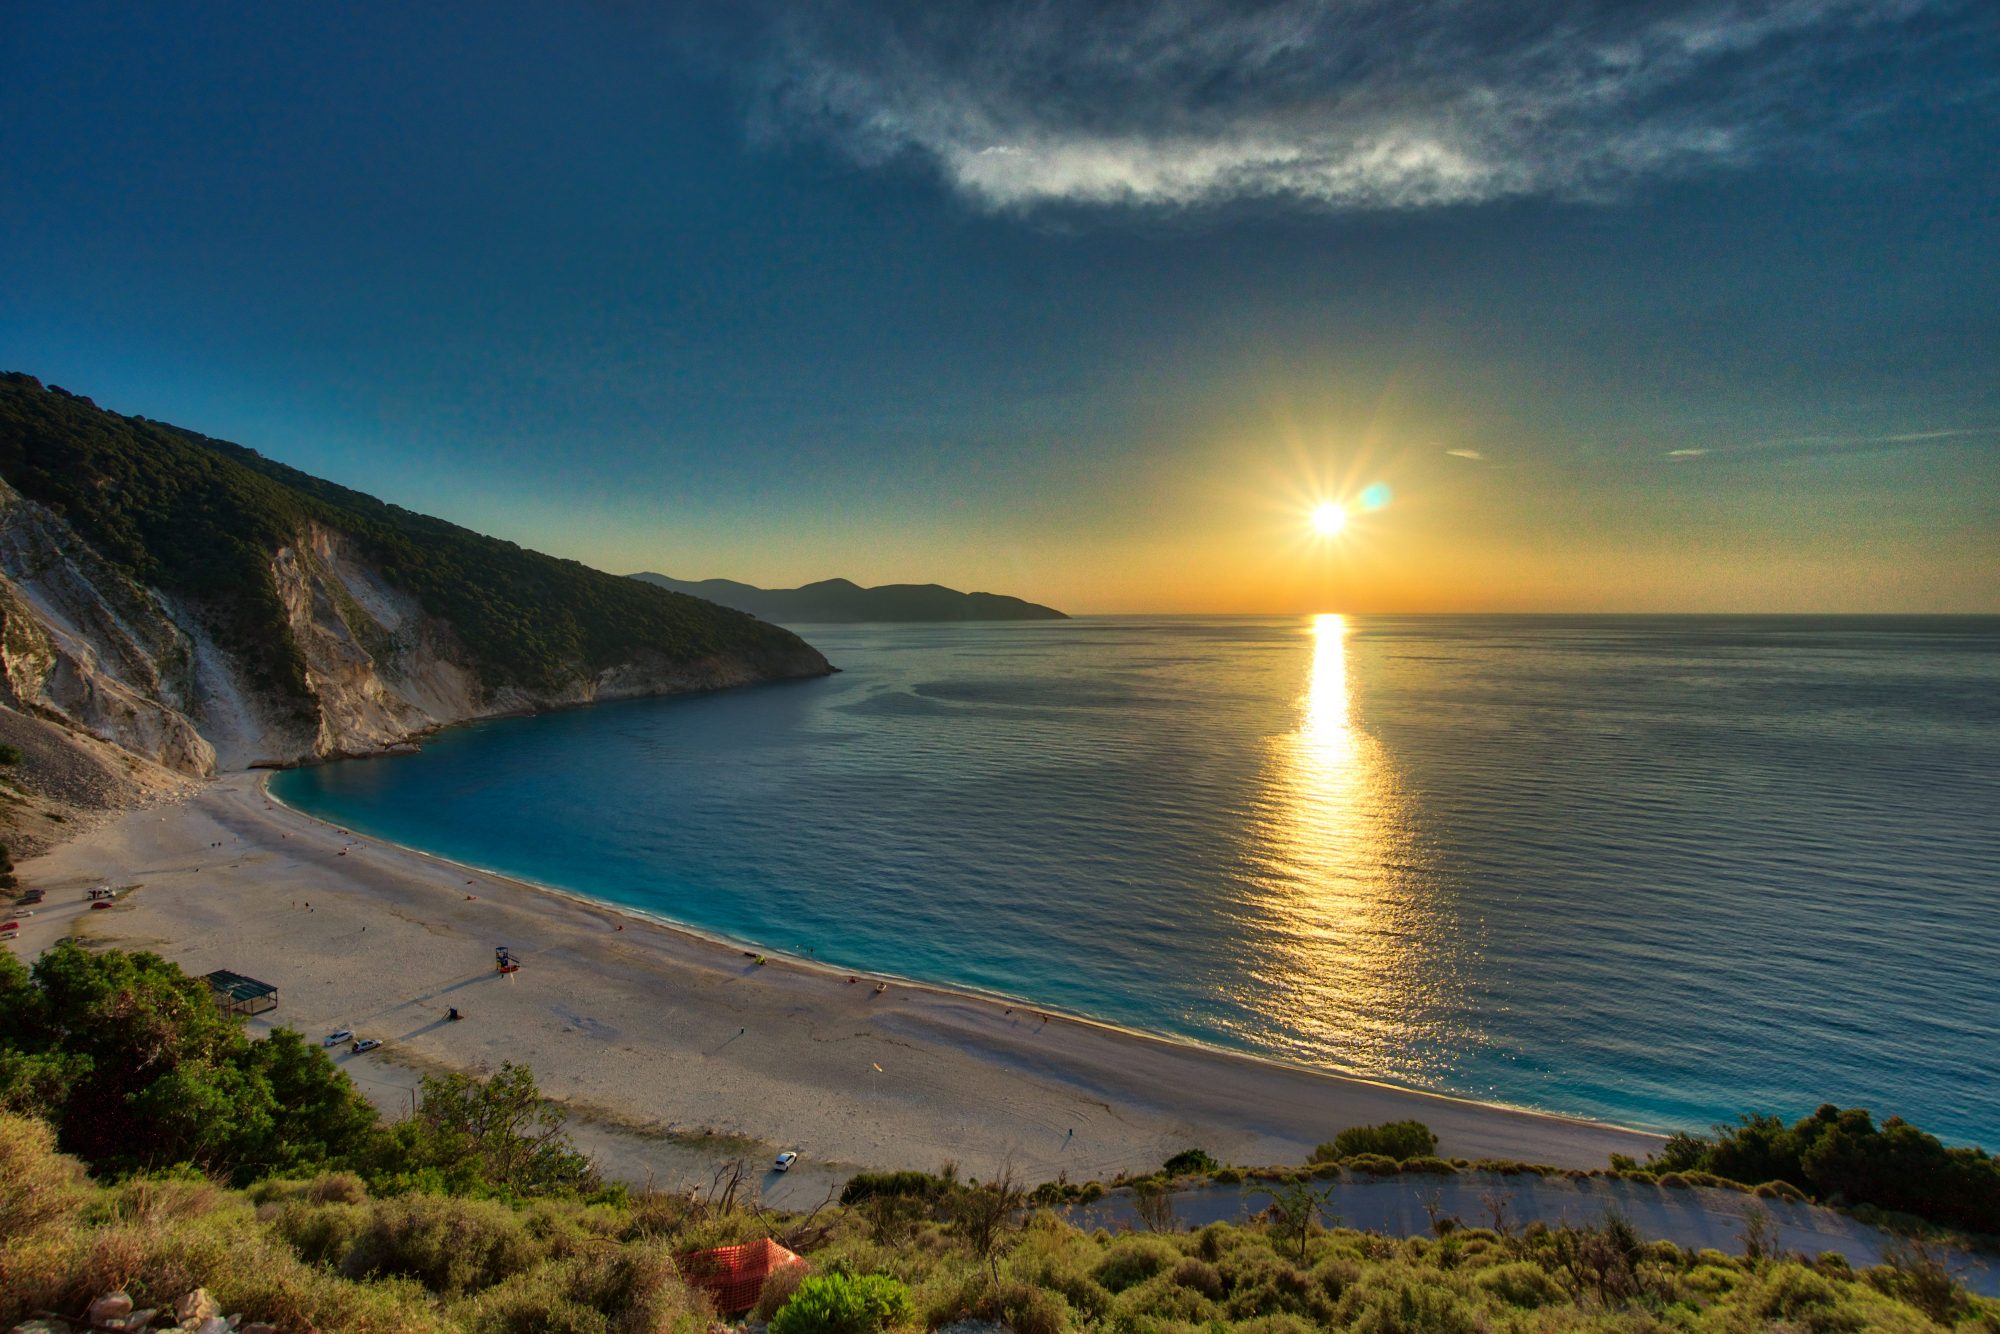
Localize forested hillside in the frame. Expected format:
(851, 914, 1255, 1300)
(0, 374, 830, 780)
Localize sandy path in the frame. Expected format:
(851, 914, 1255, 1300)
(13, 773, 1661, 1194)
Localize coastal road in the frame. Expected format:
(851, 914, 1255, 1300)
(1074, 1175, 1999, 1296)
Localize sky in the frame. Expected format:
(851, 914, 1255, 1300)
(2, 0, 1996, 613)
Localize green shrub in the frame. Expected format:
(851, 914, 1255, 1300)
(1340, 1153, 1402, 1176)
(1092, 1234, 1180, 1292)
(0, 744, 22, 765)
(1111, 1270, 1220, 1326)
(838, 1170, 951, 1206)
(1337, 1274, 1484, 1334)
(1218, 1248, 1321, 1320)
(1005, 1221, 1110, 1320)
(269, 1199, 372, 1267)
(338, 1194, 545, 1295)
(1474, 1261, 1565, 1308)
(1312, 1121, 1439, 1163)
(1308, 1253, 1362, 1303)
(1868, 1238, 1974, 1326)
(982, 1280, 1069, 1334)
(1169, 1256, 1225, 1299)
(768, 1272, 913, 1334)
(449, 1244, 704, 1334)
(1229, 1317, 1316, 1334)
(1745, 1265, 1847, 1322)
(1162, 1148, 1218, 1175)
(1398, 1156, 1457, 1175)
(0, 1114, 89, 1239)
(308, 1170, 370, 1205)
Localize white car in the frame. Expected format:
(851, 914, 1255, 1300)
(774, 1151, 799, 1172)
(351, 1038, 384, 1054)
(324, 1029, 354, 1046)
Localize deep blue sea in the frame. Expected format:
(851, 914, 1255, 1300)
(271, 616, 2000, 1145)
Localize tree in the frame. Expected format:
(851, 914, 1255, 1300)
(390, 1062, 598, 1197)
(949, 1165, 1025, 1281)
(0, 943, 377, 1181)
(1264, 1177, 1337, 1264)
(1133, 1178, 1179, 1233)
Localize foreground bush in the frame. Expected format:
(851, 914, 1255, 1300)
(767, 1272, 912, 1334)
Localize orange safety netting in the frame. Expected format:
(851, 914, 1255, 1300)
(677, 1237, 808, 1315)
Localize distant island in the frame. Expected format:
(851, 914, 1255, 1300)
(630, 573, 1067, 623)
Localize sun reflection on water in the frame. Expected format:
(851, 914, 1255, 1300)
(1234, 614, 1463, 1082)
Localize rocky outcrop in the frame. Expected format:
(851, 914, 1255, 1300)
(0, 479, 218, 774)
(0, 482, 819, 775)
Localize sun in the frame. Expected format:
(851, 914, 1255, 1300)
(1310, 502, 1347, 536)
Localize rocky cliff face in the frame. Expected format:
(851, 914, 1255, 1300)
(0, 479, 819, 774)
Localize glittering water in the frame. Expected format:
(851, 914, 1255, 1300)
(271, 616, 2000, 1144)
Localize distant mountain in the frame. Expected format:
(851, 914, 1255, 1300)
(629, 574, 1066, 623)
(0, 373, 831, 779)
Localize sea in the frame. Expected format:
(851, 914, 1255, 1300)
(270, 615, 2000, 1146)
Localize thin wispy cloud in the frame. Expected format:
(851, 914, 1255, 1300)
(1445, 448, 1486, 460)
(746, 0, 1986, 212)
(1669, 427, 1994, 462)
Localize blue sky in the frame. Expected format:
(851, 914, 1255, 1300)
(2, 1, 1995, 611)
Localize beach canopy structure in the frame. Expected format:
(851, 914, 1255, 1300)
(205, 969, 279, 1017)
(676, 1238, 807, 1316)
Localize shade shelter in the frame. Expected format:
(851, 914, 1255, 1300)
(205, 969, 279, 1017)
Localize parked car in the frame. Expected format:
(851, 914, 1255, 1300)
(324, 1029, 354, 1046)
(351, 1038, 383, 1054)
(774, 1150, 799, 1172)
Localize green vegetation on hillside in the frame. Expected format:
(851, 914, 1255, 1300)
(0, 374, 824, 722)
(0, 943, 593, 1196)
(2, 943, 1995, 1331)
(1623, 1109, 2000, 1237)
(5, 1110, 1992, 1333)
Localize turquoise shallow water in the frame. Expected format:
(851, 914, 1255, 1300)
(272, 615, 2000, 1145)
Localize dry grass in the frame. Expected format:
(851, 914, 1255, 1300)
(3, 1111, 1994, 1334)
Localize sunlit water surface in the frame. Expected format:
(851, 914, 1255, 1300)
(272, 616, 2000, 1143)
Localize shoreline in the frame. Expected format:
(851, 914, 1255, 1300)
(15, 772, 1665, 1188)
(260, 777, 1667, 1144)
